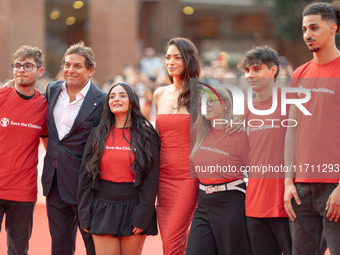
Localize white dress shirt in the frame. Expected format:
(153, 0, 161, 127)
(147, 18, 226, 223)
(53, 80, 91, 140)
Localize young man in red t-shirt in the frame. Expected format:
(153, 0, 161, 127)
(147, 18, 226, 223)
(238, 46, 292, 255)
(284, 2, 340, 255)
(0, 46, 48, 254)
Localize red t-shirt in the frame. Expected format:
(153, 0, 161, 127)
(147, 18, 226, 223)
(0, 87, 48, 202)
(245, 93, 288, 217)
(100, 127, 135, 183)
(192, 128, 249, 185)
(291, 56, 340, 183)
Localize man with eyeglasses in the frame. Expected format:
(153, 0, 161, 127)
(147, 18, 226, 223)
(0, 45, 48, 255)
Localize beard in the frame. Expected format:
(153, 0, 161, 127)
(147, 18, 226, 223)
(310, 46, 320, 53)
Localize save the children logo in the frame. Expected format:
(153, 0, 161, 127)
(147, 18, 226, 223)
(0, 118, 42, 130)
(0, 118, 10, 127)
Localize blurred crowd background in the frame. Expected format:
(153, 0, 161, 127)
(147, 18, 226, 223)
(1, 0, 338, 121)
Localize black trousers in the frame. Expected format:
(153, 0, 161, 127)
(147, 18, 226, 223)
(0, 199, 35, 255)
(246, 217, 292, 255)
(187, 186, 251, 255)
(46, 174, 95, 255)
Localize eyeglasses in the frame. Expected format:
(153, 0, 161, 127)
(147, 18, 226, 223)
(11, 62, 41, 72)
(207, 98, 227, 107)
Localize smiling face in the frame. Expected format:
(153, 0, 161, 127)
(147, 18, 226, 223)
(302, 14, 335, 53)
(108, 85, 130, 116)
(165, 45, 184, 79)
(13, 57, 44, 87)
(63, 53, 94, 90)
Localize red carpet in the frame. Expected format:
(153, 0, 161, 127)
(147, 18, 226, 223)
(0, 204, 332, 254)
(0, 203, 162, 255)
(0, 146, 162, 255)
(0, 146, 331, 255)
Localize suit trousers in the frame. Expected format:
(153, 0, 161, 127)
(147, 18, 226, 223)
(46, 174, 95, 255)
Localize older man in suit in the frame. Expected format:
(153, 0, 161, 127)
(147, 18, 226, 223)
(42, 41, 106, 255)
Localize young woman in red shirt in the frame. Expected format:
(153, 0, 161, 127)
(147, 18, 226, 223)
(78, 82, 160, 255)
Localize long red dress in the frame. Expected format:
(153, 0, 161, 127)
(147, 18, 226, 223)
(156, 114, 198, 255)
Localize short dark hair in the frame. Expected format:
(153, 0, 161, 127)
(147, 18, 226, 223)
(12, 45, 44, 66)
(62, 41, 96, 70)
(237, 46, 280, 80)
(303, 1, 340, 32)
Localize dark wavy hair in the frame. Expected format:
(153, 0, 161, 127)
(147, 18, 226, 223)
(86, 82, 160, 179)
(167, 38, 201, 117)
(237, 46, 280, 81)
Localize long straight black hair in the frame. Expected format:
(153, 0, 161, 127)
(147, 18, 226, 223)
(86, 82, 160, 179)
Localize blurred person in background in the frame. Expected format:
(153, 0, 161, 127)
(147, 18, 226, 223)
(141, 86, 156, 122)
(139, 47, 164, 82)
(212, 51, 238, 85)
(276, 56, 293, 88)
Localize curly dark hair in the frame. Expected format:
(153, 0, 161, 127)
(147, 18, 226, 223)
(237, 46, 280, 81)
(85, 82, 160, 179)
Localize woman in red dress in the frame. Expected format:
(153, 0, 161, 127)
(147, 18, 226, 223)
(153, 37, 201, 255)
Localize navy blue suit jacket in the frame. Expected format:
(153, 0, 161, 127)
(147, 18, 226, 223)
(42, 80, 106, 204)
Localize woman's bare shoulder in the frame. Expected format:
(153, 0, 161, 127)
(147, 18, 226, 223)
(154, 84, 172, 96)
(154, 84, 174, 101)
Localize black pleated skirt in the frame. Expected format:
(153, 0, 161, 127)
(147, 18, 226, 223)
(87, 180, 158, 237)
